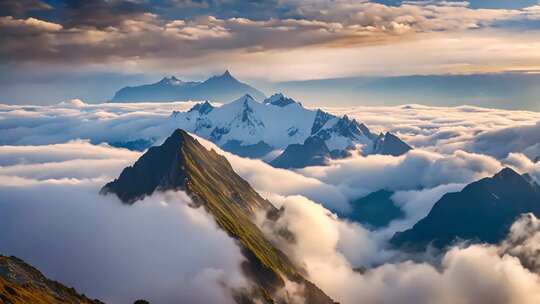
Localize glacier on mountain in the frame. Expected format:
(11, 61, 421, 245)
(170, 93, 411, 165)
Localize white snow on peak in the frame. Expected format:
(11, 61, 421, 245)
(231, 94, 257, 104)
(170, 93, 375, 153)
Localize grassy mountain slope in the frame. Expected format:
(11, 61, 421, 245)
(102, 129, 335, 303)
(0, 255, 102, 304)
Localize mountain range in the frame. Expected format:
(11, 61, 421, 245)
(391, 168, 540, 250)
(111, 71, 266, 102)
(101, 129, 336, 304)
(170, 93, 412, 168)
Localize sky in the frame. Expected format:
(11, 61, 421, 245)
(1, 0, 540, 104)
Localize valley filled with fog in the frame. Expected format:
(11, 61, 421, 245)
(2, 98, 540, 303)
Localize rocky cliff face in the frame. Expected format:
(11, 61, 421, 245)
(102, 129, 336, 304)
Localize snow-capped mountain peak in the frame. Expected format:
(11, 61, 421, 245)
(188, 100, 214, 115)
(231, 93, 257, 104)
(169, 93, 411, 164)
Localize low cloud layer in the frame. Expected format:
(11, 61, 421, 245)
(2, 101, 540, 303)
(0, 143, 247, 304)
(3, 100, 540, 220)
(4, 100, 540, 158)
(259, 195, 540, 304)
(326, 103, 540, 158)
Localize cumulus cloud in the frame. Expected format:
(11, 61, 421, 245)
(58, 0, 152, 28)
(298, 149, 501, 195)
(467, 120, 540, 159)
(1, 0, 540, 80)
(0, 140, 139, 165)
(499, 213, 540, 272)
(0, 182, 248, 304)
(0, 0, 52, 17)
(0, 101, 195, 145)
(258, 193, 540, 304)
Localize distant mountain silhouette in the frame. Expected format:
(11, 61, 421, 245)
(111, 70, 266, 102)
(101, 129, 335, 304)
(391, 168, 540, 250)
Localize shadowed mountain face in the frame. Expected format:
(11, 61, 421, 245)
(391, 168, 540, 250)
(222, 140, 274, 159)
(270, 136, 331, 169)
(101, 129, 335, 304)
(343, 190, 404, 229)
(111, 71, 266, 102)
(0, 255, 102, 304)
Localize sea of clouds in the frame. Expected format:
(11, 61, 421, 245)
(2, 99, 540, 303)
(0, 142, 248, 304)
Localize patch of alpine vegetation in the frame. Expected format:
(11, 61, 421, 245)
(102, 129, 336, 304)
(0, 255, 103, 304)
